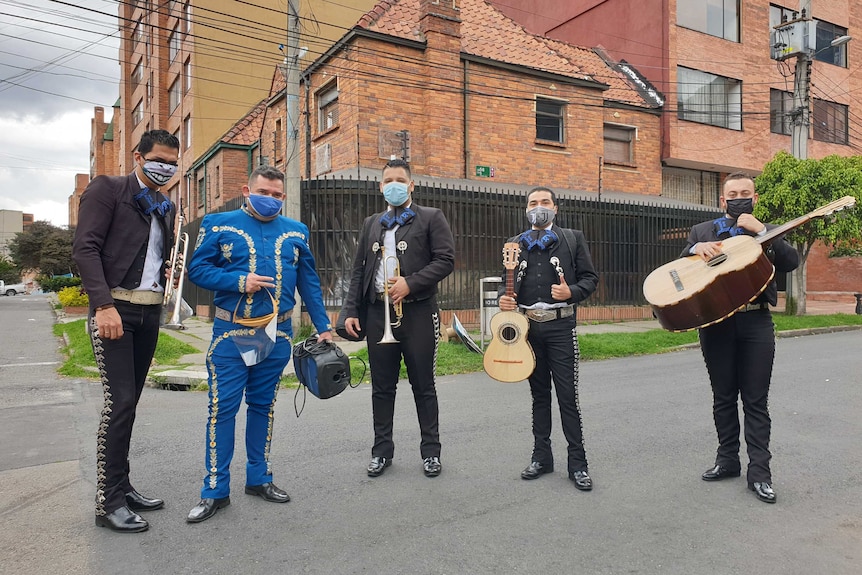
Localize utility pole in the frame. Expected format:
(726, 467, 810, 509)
(790, 0, 812, 159)
(284, 0, 301, 221)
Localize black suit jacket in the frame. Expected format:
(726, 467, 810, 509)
(73, 173, 175, 311)
(680, 220, 799, 306)
(504, 225, 599, 306)
(343, 203, 455, 318)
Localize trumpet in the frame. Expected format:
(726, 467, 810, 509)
(161, 207, 191, 330)
(378, 248, 402, 344)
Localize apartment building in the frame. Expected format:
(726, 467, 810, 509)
(489, 0, 859, 206)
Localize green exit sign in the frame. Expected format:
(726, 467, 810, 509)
(475, 165, 495, 178)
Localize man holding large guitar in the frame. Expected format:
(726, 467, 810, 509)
(682, 172, 799, 504)
(497, 187, 598, 491)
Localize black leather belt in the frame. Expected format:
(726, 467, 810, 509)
(374, 292, 421, 304)
(520, 305, 575, 322)
(214, 306, 292, 323)
(737, 302, 769, 313)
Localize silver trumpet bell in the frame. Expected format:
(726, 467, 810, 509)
(378, 249, 401, 344)
(161, 211, 193, 329)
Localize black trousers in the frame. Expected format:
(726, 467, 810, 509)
(89, 300, 162, 515)
(526, 315, 588, 474)
(365, 297, 441, 460)
(698, 309, 775, 483)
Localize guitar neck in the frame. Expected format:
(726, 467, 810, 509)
(505, 268, 516, 298)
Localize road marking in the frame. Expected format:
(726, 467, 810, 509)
(0, 361, 60, 367)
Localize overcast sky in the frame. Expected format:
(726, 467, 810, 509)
(0, 0, 120, 228)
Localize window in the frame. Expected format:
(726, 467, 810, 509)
(183, 115, 191, 149)
(147, 72, 153, 102)
(214, 166, 220, 198)
(535, 97, 565, 143)
(132, 17, 144, 49)
(184, 57, 191, 93)
(678, 0, 739, 42)
(197, 175, 205, 207)
(769, 89, 793, 135)
(184, 2, 191, 34)
(815, 20, 848, 67)
(677, 67, 741, 130)
(168, 78, 181, 113)
(169, 26, 179, 62)
(603, 124, 635, 164)
(131, 60, 143, 87)
(132, 99, 144, 125)
(812, 98, 848, 144)
(317, 83, 339, 133)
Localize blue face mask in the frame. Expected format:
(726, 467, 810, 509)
(247, 194, 283, 218)
(383, 182, 410, 207)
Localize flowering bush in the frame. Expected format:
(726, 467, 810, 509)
(57, 286, 89, 307)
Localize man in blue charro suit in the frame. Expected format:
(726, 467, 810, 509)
(185, 166, 332, 523)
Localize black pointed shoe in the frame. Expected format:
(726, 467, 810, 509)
(423, 456, 442, 477)
(95, 506, 149, 533)
(701, 464, 742, 481)
(244, 482, 290, 503)
(186, 497, 231, 523)
(367, 456, 392, 477)
(125, 490, 164, 511)
(570, 470, 593, 491)
(521, 461, 554, 480)
(749, 482, 777, 504)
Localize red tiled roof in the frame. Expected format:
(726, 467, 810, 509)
(356, 0, 652, 107)
(221, 100, 266, 145)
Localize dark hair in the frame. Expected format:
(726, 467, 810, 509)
(249, 165, 285, 186)
(383, 158, 411, 179)
(723, 171, 754, 186)
(138, 130, 180, 155)
(527, 186, 557, 206)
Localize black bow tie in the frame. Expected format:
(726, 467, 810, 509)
(134, 187, 171, 217)
(520, 229, 558, 251)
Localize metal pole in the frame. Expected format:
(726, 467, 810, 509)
(790, 53, 810, 160)
(284, 0, 301, 220)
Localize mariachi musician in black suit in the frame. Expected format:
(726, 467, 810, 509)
(73, 130, 180, 533)
(341, 159, 455, 479)
(682, 172, 798, 504)
(498, 187, 599, 490)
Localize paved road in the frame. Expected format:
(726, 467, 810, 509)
(1, 294, 861, 575)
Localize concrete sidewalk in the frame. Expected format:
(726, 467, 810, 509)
(148, 297, 859, 388)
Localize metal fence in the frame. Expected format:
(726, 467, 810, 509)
(182, 179, 721, 317)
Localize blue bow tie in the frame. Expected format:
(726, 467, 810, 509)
(520, 229, 558, 251)
(134, 188, 171, 217)
(380, 206, 415, 229)
(713, 217, 749, 239)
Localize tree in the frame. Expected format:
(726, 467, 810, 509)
(755, 151, 862, 314)
(8, 221, 77, 277)
(0, 255, 21, 284)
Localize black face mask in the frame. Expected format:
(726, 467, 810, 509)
(725, 198, 753, 219)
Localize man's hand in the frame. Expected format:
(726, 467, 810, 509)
(316, 330, 333, 343)
(499, 294, 517, 312)
(95, 307, 124, 340)
(344, 317, 361, 338)
(736, 213, 766, 235)
(551, 274, 572, 301)
(245, 272, 275, 293)
(693, 241, 724, 261)
(386, 276, 411, 305)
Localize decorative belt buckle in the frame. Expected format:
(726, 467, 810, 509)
(529, 309, 554, 322)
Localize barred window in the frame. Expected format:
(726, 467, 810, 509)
(677, 67, 741, 130)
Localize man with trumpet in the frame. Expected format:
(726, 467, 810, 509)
(73, 129, 181, 533)
(185, 166, 332, 523)
(341, 159, 455, 478)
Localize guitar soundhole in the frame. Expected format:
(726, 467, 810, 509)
(500, 325, 519, 343)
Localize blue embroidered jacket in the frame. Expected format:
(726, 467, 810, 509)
(187, 207, 332, 332)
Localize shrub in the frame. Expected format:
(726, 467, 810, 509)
(39, 275, 82, 293)
(57, 286, 89, 307)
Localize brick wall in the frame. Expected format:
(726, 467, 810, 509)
(806, 241, 862, 296)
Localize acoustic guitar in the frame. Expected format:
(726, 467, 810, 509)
(483, 243, 536, 382)
(643, 196, 856, 332)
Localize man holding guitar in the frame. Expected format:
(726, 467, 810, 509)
(682, 172, 799, 504)
(497, 187, 598, 490)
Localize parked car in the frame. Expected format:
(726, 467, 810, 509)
(0, 280, 27, 296)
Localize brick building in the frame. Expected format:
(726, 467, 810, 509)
(488, 0, 861, 302)
(268, 0, 664, 196)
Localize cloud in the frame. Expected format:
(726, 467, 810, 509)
(0, 0, 120, 228)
